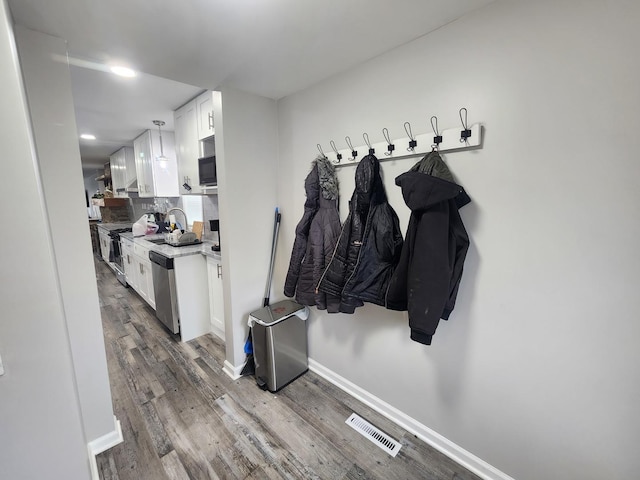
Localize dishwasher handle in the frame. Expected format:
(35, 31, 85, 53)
(149, 250, 174, 269)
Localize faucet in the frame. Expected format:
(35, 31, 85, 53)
(166, 208, 188, 232)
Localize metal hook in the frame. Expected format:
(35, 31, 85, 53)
(404, 121, 417, 151)
(345, 136, 357, 161)
(430, 116, 442, 149)
(382, 128, 395, 156)
(459, 107, 471, 143)
(363, 132, 375, 155)
(317, 143, 326, 158)
(329, 140, 342, 162)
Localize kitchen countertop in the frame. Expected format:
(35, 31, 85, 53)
(120, 231, 222, 260)
(96, 222, 133, 232)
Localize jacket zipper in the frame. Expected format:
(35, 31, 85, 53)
(342, 208, 374, 295)
(315, 220, 349, 294)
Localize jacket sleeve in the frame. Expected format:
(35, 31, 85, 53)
(284, 210, 314, 297)
(442, 207, 469, 319)
(317, 210, 342, 313)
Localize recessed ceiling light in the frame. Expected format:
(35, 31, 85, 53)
(110, 65, 136, 78)
(80, 133, 96, 140)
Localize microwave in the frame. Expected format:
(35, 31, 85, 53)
(198, 155, 217, 186)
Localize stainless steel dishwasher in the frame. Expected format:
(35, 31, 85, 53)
(149, 251, 180, 334)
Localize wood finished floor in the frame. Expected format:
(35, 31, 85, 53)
(94, 256, 481, 480)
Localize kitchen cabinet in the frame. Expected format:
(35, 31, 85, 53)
(133, 241, 155, 309)
(109, 147, 135, 197)
(174, 90, 216, 195)
(174, 99, 200, 194)
(133, 129, 179, 198)
(98, 229, 111, 263)
(121, 237, 135, 289)
(196, 91, 215, 140)
(206, 256, 225, 341)
(123, 239, 155, 310)
(138, 258, 155, 309)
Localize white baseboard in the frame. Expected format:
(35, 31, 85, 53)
(223, 359, 243, 380)
(87, 415, 123, 480)
(308, 359, 513, 480)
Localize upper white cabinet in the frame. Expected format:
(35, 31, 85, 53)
(196, 91, 215, 140)
(174, 99, 199, 195)
(133, 129, 179, 198)
(123, 146, 138, 192)
(110, 146, 136, 197)
(174, 91, 216, 195)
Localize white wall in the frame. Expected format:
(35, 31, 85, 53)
(274, 1, 640, 479)
(15, 25, 116, 445)
(214, 87, 279, 373)
(0, 2, 92, 478)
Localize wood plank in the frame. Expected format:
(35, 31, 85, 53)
(159, 450, 191, 480)
(137, 399, 173, 457)
(100, 338, 170, 480)
(153, 394, 222, 480)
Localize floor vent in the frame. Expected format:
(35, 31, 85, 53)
(345, 413, 402, 457)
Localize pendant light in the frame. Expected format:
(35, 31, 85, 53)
(153, 120, 168, 168)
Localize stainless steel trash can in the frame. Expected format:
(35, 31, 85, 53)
(248, 299, 310, 392)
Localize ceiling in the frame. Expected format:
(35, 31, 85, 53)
(9, 0, 494, 169)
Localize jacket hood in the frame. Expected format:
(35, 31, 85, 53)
(305, 156, 338, 204)
(409, 150, 455, 183)
(354, 154, 385, 205)
(395, 171, 470, 211)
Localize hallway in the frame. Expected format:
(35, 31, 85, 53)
(94, 256, 481, 480)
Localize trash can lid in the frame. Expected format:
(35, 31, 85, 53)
(249, 299, 308, 326)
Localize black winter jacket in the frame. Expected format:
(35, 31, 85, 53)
(387, 151, 470, 345)
(318, 154, 403, 313)
(284, 156, 342, 312)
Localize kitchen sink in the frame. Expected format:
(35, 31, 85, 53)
(145, 237, 202, 247)
(146, 238, 167, 245)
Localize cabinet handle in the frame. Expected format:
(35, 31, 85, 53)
(217, 264, 222, 278)
(127, 254, 130, 264)
(140, 263, 143, 274)
(208, 112, 213, 130)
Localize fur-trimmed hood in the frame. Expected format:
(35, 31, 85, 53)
(311, 155, 339, 201)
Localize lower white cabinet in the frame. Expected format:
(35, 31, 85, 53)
(98, 229, 111, 264)
(206, 256, 225, 340)
(138, 258, 155, 309)
(121, 238, 135, 287)
(123, 238, 155, 310)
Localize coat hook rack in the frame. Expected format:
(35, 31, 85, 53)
(318, 113, 483, 167)
(329, 140, 342, 162)
(404, 122, 417, 151)
(382, 128, 395, 156)
(345, 136, 357, 161)
(363, 132, 375, 155)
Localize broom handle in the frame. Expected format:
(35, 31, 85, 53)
(263, 208, 281, 307)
